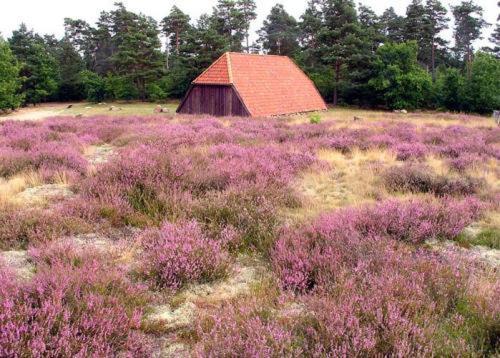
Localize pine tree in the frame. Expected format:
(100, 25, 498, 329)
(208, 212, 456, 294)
(56, 38, 85, 100)
(300, 0, 323, 50)
(452, 1, 489, 74)
(258, 4, 299, 56)
(162, 6, 191, 55)
(0, 37, 23, 111)
(316, 0, 363, 106)
(238, 0, 257, 52)
(404, 0, 427, 64)
(424, 0, 449, 79)
(211, 0, 246, 52)
(486, 2, 499, 56)
(380, 7, 405, 43)
(110, 3, 165, 100)
(9, 24, 59, 104)
(63, 18, 97, 71)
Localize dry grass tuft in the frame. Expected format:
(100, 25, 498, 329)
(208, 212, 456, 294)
(286, 148, 398, 221)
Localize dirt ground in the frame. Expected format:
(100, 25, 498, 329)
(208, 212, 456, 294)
(0, 101, 179, 121)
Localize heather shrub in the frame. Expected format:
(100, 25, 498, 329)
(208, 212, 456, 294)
(141, 220, 230, 290)
(0, 246, 150, 357)
(193, 182, 291, 254)
(382, 164, 482, 196)
(0, 203, 94, 250)
(194, 298, 298, 357)
(394, 142, 428, 161)
(273, 197, 483, 293)
(195, 254, 488, 356)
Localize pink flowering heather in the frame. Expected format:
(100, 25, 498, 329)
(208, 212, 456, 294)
(0, 245, 150, 357)
(273, 197, 483, 293)
(141, 220, 230, 289)
(194, 298, 298, 357)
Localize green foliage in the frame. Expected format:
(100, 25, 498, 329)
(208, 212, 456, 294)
(0, 38, 23, 111)
(104, 75, 138, 101)
(456, 228, 500, 249)
(9, 24, 59, 104)
(464, 52, 500, 114)
(434, 66, 466, 111)
(452, 1, 488, 63)
(79, 70, 105, 102)
(56, 38, 85, 100)
(370, 42, 433, 109)
(258, 4, 299, 56)
(145, 83, 167, 102)
(309, 113, 322, 124)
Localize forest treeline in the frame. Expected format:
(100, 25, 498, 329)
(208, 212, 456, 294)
(0, 0, 499, 113)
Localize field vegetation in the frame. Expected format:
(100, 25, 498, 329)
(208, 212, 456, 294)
(0, 109, 498, 356)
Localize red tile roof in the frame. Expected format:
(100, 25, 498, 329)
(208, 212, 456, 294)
(193, 52, 327, 117)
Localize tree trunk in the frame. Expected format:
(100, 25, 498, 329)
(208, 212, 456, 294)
(333, 60, 341, 106)
(246, 33, 250, 53)
(466, 46, 472, 79)
(176, 30, 180, 54)
(431, 35, 436, 81)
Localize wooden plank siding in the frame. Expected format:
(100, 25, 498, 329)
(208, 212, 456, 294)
(177, 84, 250, 117)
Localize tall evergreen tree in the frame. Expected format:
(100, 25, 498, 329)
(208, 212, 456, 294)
(110, 3, 164, 100)
(380, 7, 405, 43)
(486, 2, 499, 57)
(162, 6, 191, 55)
(404, 0, 427, 64)
(316, 0, 363, 106)
(0, 37, 23, 111)
(452, 1, 489, 73)
(423, 0, 449, 79)
(211, 0, 245, 52)
(63, 18, 97, 70)
(238, 0, 257, 52)
(258, 4, 299, 56)
(56, 38, 85, 100)
(300, 0, 324, 65)
(9, 24, 59, 104)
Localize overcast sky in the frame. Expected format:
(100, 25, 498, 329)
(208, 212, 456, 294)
(0, 0, 497, 49)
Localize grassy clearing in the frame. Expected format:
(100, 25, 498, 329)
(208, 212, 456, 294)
(292, 107, 496, 128)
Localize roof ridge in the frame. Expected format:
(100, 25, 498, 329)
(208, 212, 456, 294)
(227, 52, 288, 58)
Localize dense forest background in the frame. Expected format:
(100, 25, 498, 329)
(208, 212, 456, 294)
(0, 0, 499, 113)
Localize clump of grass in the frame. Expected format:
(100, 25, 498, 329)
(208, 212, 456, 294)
(456, 228, 500, 249)
(382, 163, 483, 197)
(309, 113, 322, 124)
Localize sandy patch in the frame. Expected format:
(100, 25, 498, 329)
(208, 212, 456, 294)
(15, 184, 74, 205)
(0, 250, 35, 280)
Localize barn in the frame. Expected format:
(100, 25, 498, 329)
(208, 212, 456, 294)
(177, 52, 327, 117)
